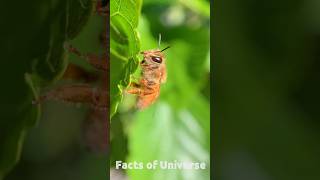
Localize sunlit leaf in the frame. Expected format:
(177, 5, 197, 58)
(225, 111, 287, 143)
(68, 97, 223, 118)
(110, 0, 142, 118)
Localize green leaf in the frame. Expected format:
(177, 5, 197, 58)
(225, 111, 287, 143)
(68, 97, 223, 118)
(66, 0, 94, 39)
(127, 102, 210, 180)
(33, 0, 94, 83)
(0, 74, 41, 179)
(110, 0, 142, 118)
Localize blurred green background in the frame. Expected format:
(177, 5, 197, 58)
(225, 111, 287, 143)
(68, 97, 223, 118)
(0, 0, 107, 179)
(214, 0, 320, 179)
(110, 0, 210, 180)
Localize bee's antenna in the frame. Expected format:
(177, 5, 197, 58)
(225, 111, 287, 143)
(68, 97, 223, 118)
(158, 33, 161, 49)
(161, 46, 170, 52)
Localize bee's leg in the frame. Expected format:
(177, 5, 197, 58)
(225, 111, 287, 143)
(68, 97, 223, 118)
(126, 79, 159, 95)
(129, 81, 141, 87)
(126, 86, 157, 96)
(33, 84, 97, 107)
(142, 87, 158, 95)
(126, 80, 143, 94)
(64, 43, 108, 71)
(126, 87, 142, 95)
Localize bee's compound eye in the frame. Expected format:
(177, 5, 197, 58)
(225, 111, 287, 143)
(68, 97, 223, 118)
(151, 56, 162, 63)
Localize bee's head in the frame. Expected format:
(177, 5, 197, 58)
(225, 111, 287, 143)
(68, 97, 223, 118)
(140, 46, 170, 66)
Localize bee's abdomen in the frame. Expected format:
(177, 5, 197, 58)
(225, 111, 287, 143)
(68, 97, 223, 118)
(137, 91, 159, 109)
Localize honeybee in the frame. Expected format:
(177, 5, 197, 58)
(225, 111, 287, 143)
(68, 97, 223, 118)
(127, 36, 170, 109)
